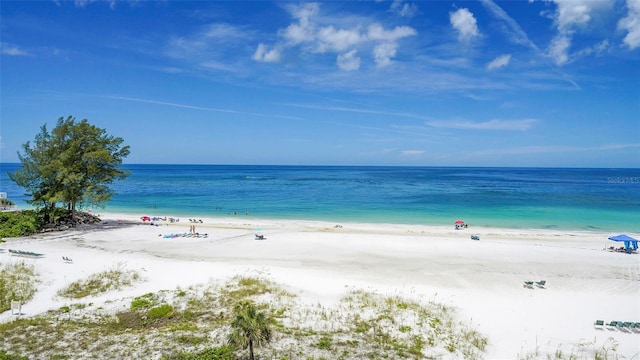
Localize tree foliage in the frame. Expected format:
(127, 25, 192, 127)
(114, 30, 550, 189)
(8, 116, 130, 221)
(227, 301, 272, 360)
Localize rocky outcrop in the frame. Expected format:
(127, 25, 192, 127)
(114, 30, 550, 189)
(41, 211, 102, 232)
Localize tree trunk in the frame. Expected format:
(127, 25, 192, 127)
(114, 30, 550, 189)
(249, 339, 254, 360)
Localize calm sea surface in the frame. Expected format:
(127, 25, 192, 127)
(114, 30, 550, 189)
(1, 163, 639, 232)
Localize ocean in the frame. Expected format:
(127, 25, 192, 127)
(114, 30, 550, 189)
(1, 163, 639, 232)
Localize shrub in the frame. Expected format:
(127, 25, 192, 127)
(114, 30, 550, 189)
(317, 335, 332, 350)
(131, 293, 155, 309)
(147, 304, 174, 320)
(0, 211, 39, 239)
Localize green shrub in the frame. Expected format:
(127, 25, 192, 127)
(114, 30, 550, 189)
(131, 294, 155, 309)
(317, 335, 332, 350)
(147, 304, 174, 320)
(0, 211, 39, 239)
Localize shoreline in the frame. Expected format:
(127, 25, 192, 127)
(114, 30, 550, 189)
(87, 209, 640, 234)
(1, 212, 639, 358)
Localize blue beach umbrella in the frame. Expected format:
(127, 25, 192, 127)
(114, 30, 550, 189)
(608, 234, 639, 251)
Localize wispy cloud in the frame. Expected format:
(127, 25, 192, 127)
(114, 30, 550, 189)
(479, 0, 541, 53)
(1, 42, 29, 56)
(467, 142, 640, 157)
(165, 23, 254, 72)
(400, 150, 425, 156)
(390, 0, 418, 18)
(543, 0, 613, 66)
(426, 118, 537, 131)
(285, 103, 539, 132)
(487, 54, 511, 70)
(102, 95, 301, 121)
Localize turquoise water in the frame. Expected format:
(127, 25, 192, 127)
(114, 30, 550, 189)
(1, 164, 639, 232)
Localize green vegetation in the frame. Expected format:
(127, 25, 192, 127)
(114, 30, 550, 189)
(518, 337, 621, 360)
(130, 292, 157, 309)
(147, 304, 175, 320)
(0, 210, 40, 239)
(57, 265, 141, 299)
(8, 116, 129, 223)
(0, 261, 39, 312)
(0, 276, 498, 359)
(162, 346, 235, 360)
(227, 301, 273, 360)
(0, 350, 28, 360)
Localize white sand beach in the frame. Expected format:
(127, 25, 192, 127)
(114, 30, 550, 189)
(1, 213, 639, 359)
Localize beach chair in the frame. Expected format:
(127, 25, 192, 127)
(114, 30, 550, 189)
(523, 281, 534, 288)
(606, 320, 621, 329)
(594, 320, 605, 328)
(535, 280, 546, 288)
(62, 256, 73, 263)
(470, 235, 480, 241)
(255, 234, 266, 240)
(621, 322, 635, 331)
(11, 301, 21, 315)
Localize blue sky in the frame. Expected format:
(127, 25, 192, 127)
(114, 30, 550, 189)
(1, 0, 639, 167)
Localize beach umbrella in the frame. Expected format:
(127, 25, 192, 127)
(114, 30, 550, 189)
(140, 215, 151, 222)
(608, 234, 639, 251)
(455, 220, 465, 225)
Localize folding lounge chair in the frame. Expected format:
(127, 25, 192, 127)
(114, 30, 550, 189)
(535, 280, 546, 288)
(523, 281, 534, 288)
(594, 320, 605, 328)
(606, 321, 621, 329)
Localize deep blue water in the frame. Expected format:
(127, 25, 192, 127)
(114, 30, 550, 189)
(1, 163, 639, 232)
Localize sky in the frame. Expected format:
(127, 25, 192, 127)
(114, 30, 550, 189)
(1, 0, 639, 167)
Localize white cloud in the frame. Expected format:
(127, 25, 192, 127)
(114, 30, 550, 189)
(619, 0, 640, 49)
(253, 43, 281, 62)
(449, 8, 480, 41)
(401, 150, 425, 156)
(1, 43, 29, 56)
(544, 0, 611, 65)
(487, 54, 511, 70)
(282, 3, 319, 45)
(390, 0, 418, 18)
(554, 0, 593, 32)
(548, 35, 571, 65)
(267, 4, 416, 71)
(367, 24, 416, 42)
(337, 50, 361, 71)
(317, 26, 362, 53)
(427, 118, 537, 131)
(373, 42, 396, 68)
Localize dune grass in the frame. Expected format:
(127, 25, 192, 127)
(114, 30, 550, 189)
(0, 273, 495, 359)
(0, 261, 38, 312)
(57, 263, 142, 299)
